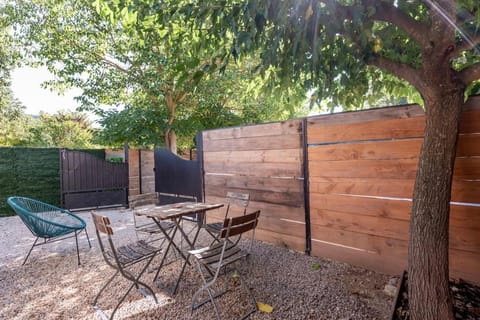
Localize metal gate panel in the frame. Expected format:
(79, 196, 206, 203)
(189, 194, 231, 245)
(154, 148, 203, 203)
(60, 149, 128, 210)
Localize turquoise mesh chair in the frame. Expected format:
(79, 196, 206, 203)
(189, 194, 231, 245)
(6, 196, 91, 265)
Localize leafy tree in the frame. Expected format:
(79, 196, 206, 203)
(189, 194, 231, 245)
(9, 0, 308, 153)
(0, 3, 31, 146)
(26, 111, 95, 148)
(96, 59, 307, 149)
(169, 1, 479, 319)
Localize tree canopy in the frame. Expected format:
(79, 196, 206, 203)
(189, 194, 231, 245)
(8, 0, 309, 152)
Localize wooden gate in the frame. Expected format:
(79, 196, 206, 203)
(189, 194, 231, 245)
(60, 149, 128, 210)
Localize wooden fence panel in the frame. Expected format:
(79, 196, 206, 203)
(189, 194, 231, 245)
(307, 96, 480, 283)
(202, 120, 305, 252)
(200, 96, 480, 284)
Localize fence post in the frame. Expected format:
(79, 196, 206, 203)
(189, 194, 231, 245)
(302, 118, 312, 256)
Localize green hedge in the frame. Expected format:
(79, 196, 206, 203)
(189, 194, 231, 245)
(0, 147, 61, 217)
(0, 147, 109, 217)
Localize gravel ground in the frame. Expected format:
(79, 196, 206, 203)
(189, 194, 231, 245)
(0, 208, 395, 320)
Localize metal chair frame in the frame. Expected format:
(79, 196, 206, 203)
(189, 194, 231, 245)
(202, 192, 249, 244)
(189, 210, 261, 320)
(129, 192, 197, 243)
(6, 196, 91, 265)
(90, 211, 161, 320)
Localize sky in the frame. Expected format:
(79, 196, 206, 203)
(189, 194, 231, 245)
(11, 66, 82, 116)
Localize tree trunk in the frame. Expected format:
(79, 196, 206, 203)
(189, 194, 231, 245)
(408, 89, 464, 319)
(164, 129, 177, 154)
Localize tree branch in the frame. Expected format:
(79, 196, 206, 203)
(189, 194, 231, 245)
(366, 0, 430, 46)
(458, 63, 480, 85)
(368, 55, 424, 91)
(453, 33, 480, 57)
(327, 0, 429, 46)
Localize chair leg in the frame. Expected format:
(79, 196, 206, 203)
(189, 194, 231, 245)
(84, 228, 92, 248)
(236, 268, 258, 320)
(93, 270, 120, 306)
(75, 231, 81, 265)
(23, 237, 40, 265)
(191, 261, 223, 320)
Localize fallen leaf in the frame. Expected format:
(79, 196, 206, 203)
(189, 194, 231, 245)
(257, 302, 273, 313)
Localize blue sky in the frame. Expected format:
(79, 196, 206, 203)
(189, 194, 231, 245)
(11, 66, 81, 115)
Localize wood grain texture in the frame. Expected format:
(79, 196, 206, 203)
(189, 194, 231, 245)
(308, 139, 422, 161)
(204, 174, 303, 194)
(308, 116, 425, 144)
(204, 161, 302, 178)
(204, 148, 302, 164)
(309, 158, 419, 179)
(203, 120, 302, 140)
(203, 134, 302, 152)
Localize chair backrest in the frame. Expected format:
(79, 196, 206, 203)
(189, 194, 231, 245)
(220, 210, 260, 239)
(7, 196, 86, 238)
(128, 192, 160, 209)
(224, 192, 250, 218)
(90, 211, 117, 265)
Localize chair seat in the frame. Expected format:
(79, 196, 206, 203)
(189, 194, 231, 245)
(6, 196, 91, 265)
(105, 240, 160, 266)
(189, 242, 246, 271)
(203, 222, 223, 233)
(135, 221, 175, 235)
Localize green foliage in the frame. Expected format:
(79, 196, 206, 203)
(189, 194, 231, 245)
(23, 111, 96, 148)
(0, 147, 60, 216)
(8, 0, 308, 152)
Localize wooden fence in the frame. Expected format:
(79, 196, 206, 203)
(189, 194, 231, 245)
(200, 95, 480, 284)
(307, 97, 480, 281)
(201, 120, 306, 252)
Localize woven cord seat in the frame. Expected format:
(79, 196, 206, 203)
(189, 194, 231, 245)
(6, 196, 91, 265)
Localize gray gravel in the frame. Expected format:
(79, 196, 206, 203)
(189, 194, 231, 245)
(0, 208, 394, 319)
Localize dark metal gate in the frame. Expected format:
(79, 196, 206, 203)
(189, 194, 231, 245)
(154, 148, 203, 203)
(60, 149, 128, 210)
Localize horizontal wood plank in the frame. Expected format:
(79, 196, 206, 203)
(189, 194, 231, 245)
(308, 104, 425, 127)
(308, 157, 480, 179)
(310, 209, 410, 241)
(310, 208, 480, 250)
(206, 184, 303, 207)
(204, 148, 302, 164)
(457, 133, 480, 156)
(310, 194, 480, 229)
(311, 236, 407, 275)
(257, 215, 305, 238)
(460, 102, 480, 134)
(308, 139, 422, 161)
(309, 159, 419, 179)
(203, 119, 302, 141)
(203, 134, 301, 152)
(204, 161, 302, 178)
(204, 195, 305, 222)
(309, 176, 415, 198)
(308, 116, 425, 145)
(254, 228, 305, 253)
(450, 249, 480, 284)
(310, 193, 411, 221)
(309, 177, 480, 203)
(204, 174, 303, 194)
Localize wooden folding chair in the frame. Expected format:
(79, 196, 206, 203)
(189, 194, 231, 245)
(130, 192, 198, 239)
(189, 209, 261, 320)
(90, 211, 161, 320)
(202, 192, 249, 244)
(129, 192, 175, 243)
